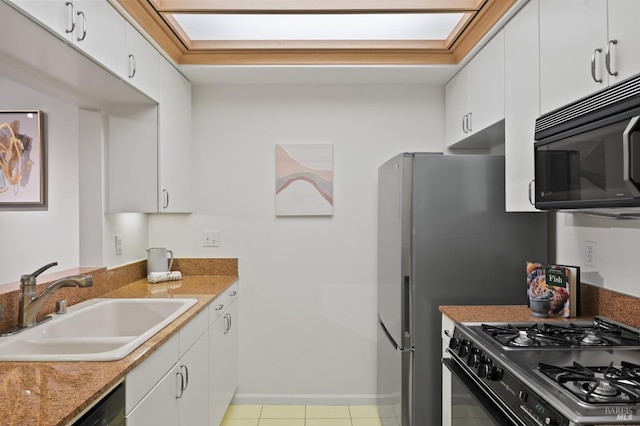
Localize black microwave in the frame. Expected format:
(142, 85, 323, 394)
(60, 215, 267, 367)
(533, 74, 640, 217)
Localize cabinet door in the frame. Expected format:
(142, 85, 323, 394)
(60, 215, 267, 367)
(107, 104, 158, 213)
(209, 312, 227, 426)
(157, 59, 193, 212)
(505, 0, 540, 212)
(607, 0, 640, 85)
(209, 301, 238, 426)
(8, 0, 74, 41)
(441, 314, 454, 426)
(444, 67, 470, 147)
(179, 332, 209, 426)
(125, 22, 160, 98)
(73, 0, 126, 79)
(468, 30, 504, 134)
(539, 0, 608, 114)
(222, 300, 239, 401)
(126, 364, 181, 426)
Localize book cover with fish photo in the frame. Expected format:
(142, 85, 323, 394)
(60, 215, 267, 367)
(527, 261, 580, 318)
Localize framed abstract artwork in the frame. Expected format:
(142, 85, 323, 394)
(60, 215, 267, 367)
(275, 144, 334, 216)
(0, 110, 46, 208)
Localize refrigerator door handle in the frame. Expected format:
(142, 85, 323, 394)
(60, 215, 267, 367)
(378, 315, 415, 353)
(378, 315, 400, 350)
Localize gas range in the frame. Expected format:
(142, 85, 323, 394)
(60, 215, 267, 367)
(448, 317, 640, 425)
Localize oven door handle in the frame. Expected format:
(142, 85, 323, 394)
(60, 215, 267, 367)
(623, 116, 640, 197)
(442, 358, 528, 426)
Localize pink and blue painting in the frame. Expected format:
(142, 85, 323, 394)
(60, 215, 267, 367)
(275, 144, 333, 216)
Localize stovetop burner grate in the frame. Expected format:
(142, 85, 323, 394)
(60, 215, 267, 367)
(481, 318, 640, 348)
(538, 361, 640, 404)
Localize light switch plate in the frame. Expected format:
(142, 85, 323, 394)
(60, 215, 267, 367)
(203, 231, 220, 247)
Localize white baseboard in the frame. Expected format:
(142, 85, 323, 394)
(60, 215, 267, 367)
(232, 393, 378, 406)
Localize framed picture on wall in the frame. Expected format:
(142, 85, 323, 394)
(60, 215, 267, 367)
(275, 144, 334, 216)
(0, 110, 46, 208)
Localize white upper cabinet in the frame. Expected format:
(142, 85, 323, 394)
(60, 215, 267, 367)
(7, 0, 75, 40)
(157, 59, 193, 213)
(445, 67, 470, 147)
(72, 0, 127, 78)
(8, 0, 127, 79)
(504, 0, 540, 212)
(107, 105, 159, 213)
(445, 30, 505, 148)
(467, 30, 505, 137)
(607, 0, 640, 85)
(539, 0, 640, 114)
(125, 22, 160, 99)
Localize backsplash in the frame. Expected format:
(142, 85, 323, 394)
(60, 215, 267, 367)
(580, 282, 640, 329)
(0, 258, 238, 333)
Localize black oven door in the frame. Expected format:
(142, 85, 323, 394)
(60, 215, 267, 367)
(443, 358, 525, 426)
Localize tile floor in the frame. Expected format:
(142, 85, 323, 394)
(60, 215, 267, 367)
(221, 405, 383, 426)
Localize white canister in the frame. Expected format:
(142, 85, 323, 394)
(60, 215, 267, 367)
(147, 247, 174, 274)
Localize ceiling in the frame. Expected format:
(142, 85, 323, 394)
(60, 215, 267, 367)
(114, 0, 517, 67)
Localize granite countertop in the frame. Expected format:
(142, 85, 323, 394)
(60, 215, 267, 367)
(0, 275, 238, 426)
(439, 305, 592, 323)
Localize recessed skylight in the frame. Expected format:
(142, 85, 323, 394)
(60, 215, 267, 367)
(170, 13, 465, 41)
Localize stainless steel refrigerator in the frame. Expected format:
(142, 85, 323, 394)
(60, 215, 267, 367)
(377, 153, 548, 425)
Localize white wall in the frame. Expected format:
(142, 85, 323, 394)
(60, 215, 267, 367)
(0, 76, 150, 285)
(0, 76, 80, 285)
(555, 213, 640, 298)
(149, 83, 446, 403)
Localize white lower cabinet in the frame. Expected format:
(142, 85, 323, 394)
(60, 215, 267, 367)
(125, 284, 239, 426)
(126, 362, 181, 425)
(126, 332, 208, 426)
(209, 284, 239, 426)
(441, 313, 454, 426)
(125, 308, 210, 425)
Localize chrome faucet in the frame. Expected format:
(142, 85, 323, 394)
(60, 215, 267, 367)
(18, 262, 94, 329)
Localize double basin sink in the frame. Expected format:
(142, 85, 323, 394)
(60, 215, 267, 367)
(0, 298, 197, 361)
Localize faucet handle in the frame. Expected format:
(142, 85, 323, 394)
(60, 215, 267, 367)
(21, 262, 58, 286)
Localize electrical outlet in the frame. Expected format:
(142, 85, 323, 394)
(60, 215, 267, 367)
(203, 231, 220, 247)
(115, 234, 123, 255)
(585, 240, 596, 268)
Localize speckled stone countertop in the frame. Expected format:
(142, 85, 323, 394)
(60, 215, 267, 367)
(439, 305, 592, 323)
(0, 275, 237, 426)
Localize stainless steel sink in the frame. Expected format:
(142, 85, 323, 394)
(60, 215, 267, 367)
(0, 298, 197, 361)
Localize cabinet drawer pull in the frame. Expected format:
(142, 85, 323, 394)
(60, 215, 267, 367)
(64, 1, 76, 34)
(215, 304, 224, 311)
(162, 189, 169, 209)
(76, 10, 87, 42)
(224, 313, 232, 334)
(591, 48, 603, 83)
(180, 364, 189, 391)
(229, 290, 237, 297)
(176, 370, 185, 399)
(606, 39, 618, 77)
(128, 54, 137, 79)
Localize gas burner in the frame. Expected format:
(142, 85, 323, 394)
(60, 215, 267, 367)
(581, 379, 619, 398)
(512, 330, 535, 347)
(480, 318, 640, 349)
(538, 361, 640, 404)
(580, 331, 604, 346)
